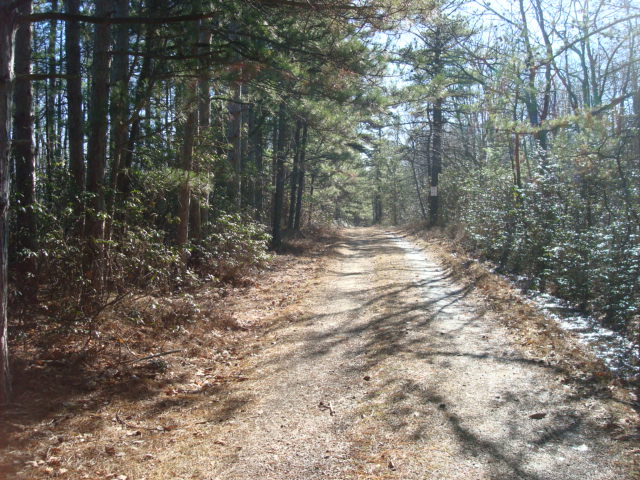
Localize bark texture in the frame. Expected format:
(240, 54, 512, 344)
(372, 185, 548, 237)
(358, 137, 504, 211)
(271, 102, 287, 249)
(293, 121, 307, 231)
(176, 107, 198, 246)
(65, 0, 84, 204)
(83, 0, 111, 291)
(12, 0, 37, 290)
(0, 0, 16, 404)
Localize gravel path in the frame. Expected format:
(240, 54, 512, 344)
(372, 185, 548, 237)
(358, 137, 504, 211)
(208, 228, 628, 480)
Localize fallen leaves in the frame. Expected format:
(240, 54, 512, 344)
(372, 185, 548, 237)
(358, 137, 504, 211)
(24, 457, 70, 477)
(156, 424, 179, 432)
(3, 236, 342, 480)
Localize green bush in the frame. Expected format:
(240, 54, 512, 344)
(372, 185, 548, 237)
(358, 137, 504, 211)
(441, 142, 640, 331)
(191, 213, 272, 282)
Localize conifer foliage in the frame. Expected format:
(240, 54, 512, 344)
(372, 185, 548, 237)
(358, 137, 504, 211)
(0, 0, 406, 402)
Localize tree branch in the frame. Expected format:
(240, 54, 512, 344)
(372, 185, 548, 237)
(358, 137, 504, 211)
(20, 1, 374, 24)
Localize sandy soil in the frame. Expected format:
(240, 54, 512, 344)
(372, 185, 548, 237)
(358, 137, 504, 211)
(194, 227, 631, 479)
(4, 227, 634, 479)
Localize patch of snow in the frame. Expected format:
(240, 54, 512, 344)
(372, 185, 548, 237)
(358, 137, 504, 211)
(395, 232, 640, 380)
(527, 292, 640, 379)
(572, 444, 589, 452)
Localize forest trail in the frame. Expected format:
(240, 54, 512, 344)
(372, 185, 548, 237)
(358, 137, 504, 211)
(184, 227, 626, 480)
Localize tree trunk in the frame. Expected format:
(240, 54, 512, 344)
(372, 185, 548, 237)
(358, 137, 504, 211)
(307, 171, 316, 225)
(392, 170, 398, 225)
(513, 132, 522, 188)
(190, 17, 212, 240)
(373, 190, 382, 223)
(65, 0, 84, 218)
(44, 0, 58, 202)
(429, 98, 443, 227)
(83, 0, 111, 291)
(107, 0, 129, 235)
(176, 106, 197, 246)
(12, 0, 37, 297)
(518, 0, 548, 152)
(247, 104, 256, 210)
(293, 121, 307, 231)
(373, 169, 382, 224)
(0, 0, 16, 404)
(271, 114, 278, 189)
(240, 83, 249, 205)
(227, 82, 242, 208)
(116, 28, 158, 212)
(254, 105, 264, 221)
(271, 102, 287, 249)
(287, 119, 302, 230)
(409, 141, 428, 221)
(372, 126, 383, 224)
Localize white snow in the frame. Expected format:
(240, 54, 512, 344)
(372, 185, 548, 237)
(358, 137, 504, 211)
(395, 233, 640, 380)
(527, 293, 639, 379)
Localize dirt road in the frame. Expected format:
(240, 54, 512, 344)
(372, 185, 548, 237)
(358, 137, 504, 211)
(185, 228, 626, 480)
(79, 227, 632, 480)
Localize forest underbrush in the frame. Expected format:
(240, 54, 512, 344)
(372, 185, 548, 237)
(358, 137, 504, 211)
(0, 225, 339, 479)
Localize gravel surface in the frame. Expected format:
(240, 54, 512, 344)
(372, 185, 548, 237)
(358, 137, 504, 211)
(206, 228, 629, 480)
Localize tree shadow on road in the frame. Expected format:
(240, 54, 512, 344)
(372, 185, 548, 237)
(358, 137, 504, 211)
(250, 229, 626, 479)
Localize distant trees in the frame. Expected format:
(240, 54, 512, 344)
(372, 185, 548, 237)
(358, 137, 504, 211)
(389, 0, 640, 331)
(0, 0, 406, 402)
(399, 2, 474, 226)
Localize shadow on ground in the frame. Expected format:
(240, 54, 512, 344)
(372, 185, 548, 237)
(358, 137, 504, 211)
(250, 229, 622, 480)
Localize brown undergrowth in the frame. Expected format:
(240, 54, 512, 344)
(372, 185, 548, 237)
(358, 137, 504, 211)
(0, 226, 341, 480)
(398, 225, 640, 453)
